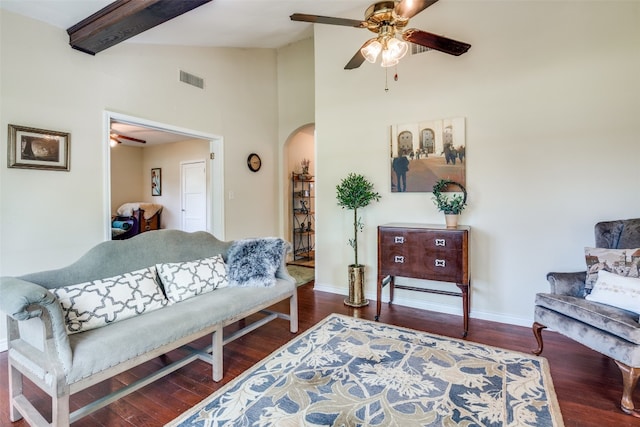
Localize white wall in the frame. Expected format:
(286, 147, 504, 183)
(0, 10, 280, 275)
(110, 145, 145, 211)
(0, 11, 280, 348)
(277, 37, 315, 236)
(277, 37, 315, 144)
(287, 131, 315, 177)
(314, 1, 640, 326)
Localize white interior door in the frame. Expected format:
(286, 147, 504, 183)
(181, 160, 207, 232)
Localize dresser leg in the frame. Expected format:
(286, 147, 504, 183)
(376, 275, 395, 321)
(376, 275, 382, 321)
(457, 283, 470, 337)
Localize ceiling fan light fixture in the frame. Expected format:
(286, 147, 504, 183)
(380, 50, 399, 67)
(380, 37, 408, 67)
(361, 38, 382, 63)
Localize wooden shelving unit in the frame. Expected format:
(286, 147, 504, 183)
(292, 173, 315, 262)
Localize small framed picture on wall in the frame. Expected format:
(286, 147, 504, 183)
(151, 168, 161, 196)
(8, 124, 70, 171)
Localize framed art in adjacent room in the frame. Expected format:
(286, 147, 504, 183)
(151, 168, 161, 196)
(7, 124, 70, 171)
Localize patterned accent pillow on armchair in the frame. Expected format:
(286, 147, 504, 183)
(584, 247, 640, 290)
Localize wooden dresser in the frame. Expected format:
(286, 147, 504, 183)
(377, 223, 470, 336)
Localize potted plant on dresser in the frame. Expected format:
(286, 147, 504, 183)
(336, 173, 381, 307)
(432, 179, 467, 228)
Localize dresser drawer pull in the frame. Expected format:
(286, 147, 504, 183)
(394, 236, 405, 244)
(435, 259, 446, 267)
(435, 239, 446, 247)
(394, 256, 405, 263)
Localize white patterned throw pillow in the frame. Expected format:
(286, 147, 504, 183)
(586, 270, 640, 314)
(53, 266, 168, 334)
(156, 255, 228, 303)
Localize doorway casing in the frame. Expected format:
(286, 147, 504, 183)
(104, 111, 224, 240)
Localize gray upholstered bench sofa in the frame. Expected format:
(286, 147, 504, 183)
(0, 230, 298, 427)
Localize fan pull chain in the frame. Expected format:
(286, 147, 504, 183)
(384, 66, 400, 92)
(385, 68, 389, 92)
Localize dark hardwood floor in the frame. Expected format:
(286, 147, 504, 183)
(1, 283, 638, 426)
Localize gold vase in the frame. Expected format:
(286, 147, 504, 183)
(344, 264, 369, 307)
(445, 214, 459, 228)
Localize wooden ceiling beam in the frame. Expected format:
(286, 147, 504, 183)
(67, 0, 213, 55)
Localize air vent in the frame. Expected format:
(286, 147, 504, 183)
(179, 70, 204, 89)
(410, 43, 431, 56)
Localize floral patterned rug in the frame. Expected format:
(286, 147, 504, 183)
(167, 314, 563, 427)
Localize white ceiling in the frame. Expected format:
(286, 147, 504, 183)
(0, 0, 373, 49)
(110, 122, 193, 146)
(1, 0, 375, 144)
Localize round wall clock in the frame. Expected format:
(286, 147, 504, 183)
(247, 153, 262, 172)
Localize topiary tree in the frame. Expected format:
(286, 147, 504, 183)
(336, 173, 381, 266)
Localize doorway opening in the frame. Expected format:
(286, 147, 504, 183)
(284, 123, 315, 273)
(104, 111, 225, 241)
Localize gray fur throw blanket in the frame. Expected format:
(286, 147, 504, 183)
(227, 238, 290, 287)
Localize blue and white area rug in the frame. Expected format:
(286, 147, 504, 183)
(167, 314, 563, 427)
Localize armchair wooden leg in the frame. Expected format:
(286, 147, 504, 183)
(614, 360, 640, 418)
(532, 322, 546, 355)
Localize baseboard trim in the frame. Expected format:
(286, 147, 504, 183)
(313, 282, 531, 328)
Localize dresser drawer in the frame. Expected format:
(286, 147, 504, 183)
(420, 250, 464, 283)
(379, 228, 462, 251)
(379, 248, 463, 282)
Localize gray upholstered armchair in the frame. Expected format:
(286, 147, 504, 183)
(533, 218, 640, 417)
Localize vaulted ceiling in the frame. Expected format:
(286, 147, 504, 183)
(1, 0, 376, 143)
(0, 0, 373, 49)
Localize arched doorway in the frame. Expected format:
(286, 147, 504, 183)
(283, 124, 315, 268)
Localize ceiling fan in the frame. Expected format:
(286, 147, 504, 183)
(110, 133, 146, 144)
(290, 0, 470, 70)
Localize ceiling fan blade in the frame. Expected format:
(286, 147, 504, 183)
(290, 13, 366, 28)
(394, 0, 439, 20)
(111, 133, 146, 144)
(344, 51, 366, 70)
(403, 29, 471, 56)
(344, 41, 370, 70)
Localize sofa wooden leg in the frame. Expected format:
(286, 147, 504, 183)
(53, 392, 70, 427)
(8, 363, 23, 422)
(211, 327, 223, 382)
(532, 322, 546, 355)
(290, 293, 299, 333)
(615, 360, 640, 418)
